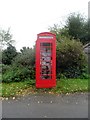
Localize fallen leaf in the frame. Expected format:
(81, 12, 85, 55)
(6, 98, 8, 100)
(13, 97, 15, 100)
(38, 101, 40, 103)
(28, 104, 30, 106)
(50, 101, 52, 103)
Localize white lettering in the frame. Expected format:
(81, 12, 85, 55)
(39, 36, 53, 39)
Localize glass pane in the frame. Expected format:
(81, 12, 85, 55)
(40, 42, 52, 80)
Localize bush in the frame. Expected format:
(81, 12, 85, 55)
(2, 47, 35, 83)
(2, 44, 17, 65)
(79, 66, 89, 79)
(56, 37, 87, 78)
(0, 64, 2, 73)
(2, 66, 35, 83)
(2, 64, 11, 74)
(12, 47, 35, 67)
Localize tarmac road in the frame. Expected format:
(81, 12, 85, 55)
(2, 92, 88, 118)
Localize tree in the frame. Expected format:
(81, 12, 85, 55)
(0, 28, 14, 50)
(48, 24, 61, 41)
(48, 22, 75, 44)
(65, 13, 89, 44)
(49, 13, 90, 44)
(84, 18, 90, 43)
(0, 28, 15, 64)
(2, 44, 17, 65)
(20, 46, 30, 53)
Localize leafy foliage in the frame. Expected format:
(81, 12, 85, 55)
(0, 28, 14, 50)
(2, 44, 17, 65)
(2, 64, 10, 74)
(2, 47, 35, 82)
(66, 13, 89, 44)
(2, 66, 35, 83)
(56, 37, 87, 78)
(49, 13, 90, 44)
(48, 24, 61, 41)
(0, 51, 2, 64)
(12, 47, 35, 67)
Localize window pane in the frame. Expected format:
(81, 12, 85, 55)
(40, 42, 52, 80)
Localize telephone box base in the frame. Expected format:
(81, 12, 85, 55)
(36, 83, 56, 88)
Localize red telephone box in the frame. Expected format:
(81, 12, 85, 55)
(36, 32, 56, 88)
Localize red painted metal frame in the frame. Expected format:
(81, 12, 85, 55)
(36, 32, 56, 88)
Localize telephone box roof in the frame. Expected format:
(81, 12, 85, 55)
(37, 32, 56, 36)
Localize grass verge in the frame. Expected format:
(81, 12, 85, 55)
(0, 78, 88, 98)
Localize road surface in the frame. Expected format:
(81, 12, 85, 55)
(1, 92, 88, 118)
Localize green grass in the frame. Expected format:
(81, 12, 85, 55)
(33, 78, 88, 94)
(52, 78, 88, 94)
(0, 78, 88, 97)
(1, 80, 34, 97)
